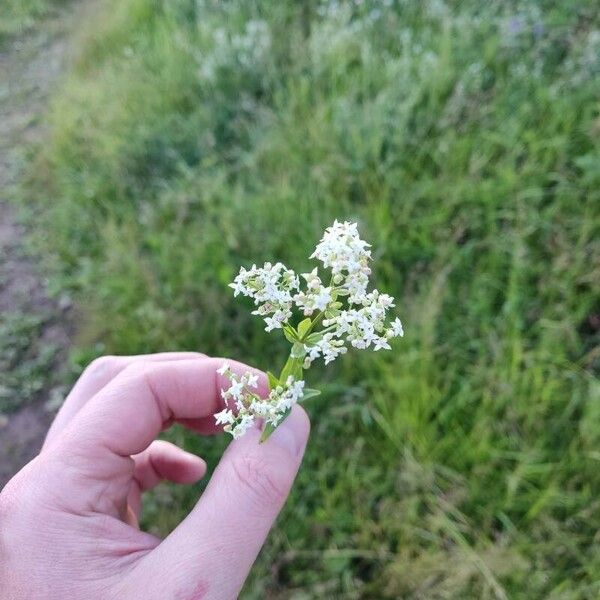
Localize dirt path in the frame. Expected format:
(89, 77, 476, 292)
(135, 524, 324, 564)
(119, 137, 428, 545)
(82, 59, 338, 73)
(0, 5, 84, 487)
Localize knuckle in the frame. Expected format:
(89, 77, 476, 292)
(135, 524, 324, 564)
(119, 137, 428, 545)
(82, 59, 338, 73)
(123, 360, 153, 376)
(121, 360, 156, 384)
(85, 355, 122, 379)
(229, 452, 290, 510)
(119, 362, 168, 417)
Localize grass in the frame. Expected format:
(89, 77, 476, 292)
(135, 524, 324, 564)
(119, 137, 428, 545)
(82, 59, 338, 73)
(0, 311, 57, 413)
(25, 0, 600, 597)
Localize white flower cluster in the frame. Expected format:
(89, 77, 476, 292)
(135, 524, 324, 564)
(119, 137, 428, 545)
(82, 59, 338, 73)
(304, 290, 403, 366)
(230, 220, 404, 365)
(230, 262, 299, 332)
(310, 220, 372, 304)
(214, 363, 305, 438)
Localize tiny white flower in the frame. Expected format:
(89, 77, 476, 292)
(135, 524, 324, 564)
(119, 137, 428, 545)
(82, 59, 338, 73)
(217, 362, 230, 375)
(246, 373, 259, 388)
(220, 387, 231, 406)
(313, 286, 333, 311)
(264, 315, 282, 331)
(373, 338, 392, 351)
(230, 279, 246, 297)
(390, 317, 404, 338)
(214, 408, 235, 425)
(377, 293, 395, 309)
(232, 413, 255, 439)
(302, 268, 322, 290)
(228, 379, 245, 399)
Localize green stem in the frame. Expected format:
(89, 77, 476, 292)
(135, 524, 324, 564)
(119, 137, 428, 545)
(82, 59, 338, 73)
(260, 347, 304, 442)
(300, 310, 325, 342)
(261, 277, 335, 443)
(279, 350, 304, 384)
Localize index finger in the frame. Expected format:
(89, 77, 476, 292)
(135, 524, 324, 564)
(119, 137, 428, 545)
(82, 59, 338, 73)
(44, 352, 207, 450)
(57, 357, 268, 461)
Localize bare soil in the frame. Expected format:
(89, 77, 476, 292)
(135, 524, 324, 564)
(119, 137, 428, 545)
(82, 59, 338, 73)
(0, 6, 82, 488)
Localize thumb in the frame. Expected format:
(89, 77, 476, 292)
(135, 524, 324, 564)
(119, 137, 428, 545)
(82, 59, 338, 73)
(139, 406, 310, 600)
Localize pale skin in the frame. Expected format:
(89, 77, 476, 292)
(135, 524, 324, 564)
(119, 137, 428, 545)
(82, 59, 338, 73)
(0, 352, 310, 599)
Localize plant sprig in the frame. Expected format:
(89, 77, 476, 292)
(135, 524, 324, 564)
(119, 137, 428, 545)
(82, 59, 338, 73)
(214, 221, 404, 441)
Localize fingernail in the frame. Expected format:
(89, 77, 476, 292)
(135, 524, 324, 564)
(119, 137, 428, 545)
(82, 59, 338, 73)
(268, 408, 308, 457)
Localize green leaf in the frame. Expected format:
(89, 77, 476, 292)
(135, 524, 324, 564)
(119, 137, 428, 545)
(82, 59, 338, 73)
(301, 387, 321, 400)
(259, 407, 293, 443)
(267, 371, 279, 390)
(283, 324, 298, 344)
(305, 332, 323, 344)
(259, 421, 276, 442)
(298, 317, 312, 338)
(291, 342, 306, 359)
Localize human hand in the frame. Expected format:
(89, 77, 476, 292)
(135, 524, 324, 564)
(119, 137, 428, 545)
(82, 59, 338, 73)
(0, 353, 310, 599)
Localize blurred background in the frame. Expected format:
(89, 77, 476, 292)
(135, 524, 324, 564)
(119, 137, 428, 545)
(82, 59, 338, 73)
(1, 0, 599, 597)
